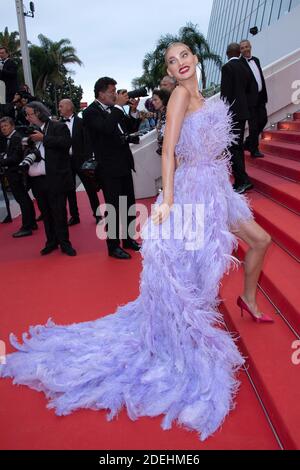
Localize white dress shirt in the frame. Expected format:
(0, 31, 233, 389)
(246, 57, 263, 92)
(96, 100, 126, 135)
(63, 114, 74, 155)
(28, 123, 46, 176)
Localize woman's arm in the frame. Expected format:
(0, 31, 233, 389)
(152, 86, 190, 225)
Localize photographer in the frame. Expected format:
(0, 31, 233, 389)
(24, 102, 77, 256)
(0, 117, 36, 236)
(83, 77, 141, 260)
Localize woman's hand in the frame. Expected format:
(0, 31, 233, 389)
(151, 202, 172, 225)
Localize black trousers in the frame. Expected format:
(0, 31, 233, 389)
(229, 120, 251, 188)
(7, 173, 36, 230)
(245, 94, 268, 154)
(0, 175, 12, 219)
(67, 167, 100, 219)
(101, 173, 136, 252)
(31, 176, 71, 249)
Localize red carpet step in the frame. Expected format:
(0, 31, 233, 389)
(262, 130, 300, 145)
(237, 240, 300, 337)
(260, 140, 300, 161)
(278, 121, 300, 132)
(246, 167, 300, 214)
(246, 153, 300, 183)
(220, 267, 300, 450)
(247, 192, 300, 261)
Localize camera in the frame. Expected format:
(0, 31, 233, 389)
(18, 147, 42, 174)
(128, 87, 148, 100)
(18, 128, 42, 175)
(118, 87, 148, 104)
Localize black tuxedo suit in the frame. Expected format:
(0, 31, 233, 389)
(83, 102, 139, 251)
(83, 101, 138, 177)
(0, 131, 36, 229)
(30, 120, 74, 250)
(221, 58, 252, 187)
(0, 58, 18, 103)
(240, 56, 268, 154)
(62, 115, 100, 220)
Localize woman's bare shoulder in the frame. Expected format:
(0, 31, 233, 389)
(168, 86, 190, 112)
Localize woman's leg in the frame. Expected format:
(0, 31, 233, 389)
(231, 219, 272, 317)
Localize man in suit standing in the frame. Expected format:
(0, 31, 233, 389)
(221, 43, 253, 195)
(83, 77, 140, 260)
(58, 99, 100, 226)
(0, 116, 36, 235)
(240, 40, 268, 158)
(0, 47, 18, 104)
(24, 101, 77, 256)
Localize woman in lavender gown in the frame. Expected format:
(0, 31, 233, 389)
(0, 43, 274, 441)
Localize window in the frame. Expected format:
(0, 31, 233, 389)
(269, 0, 282, 23)
(290, 0, 300, 9)
(256, 1, 267, 30)
(279, 0, 292, 15)
(261, 0, 274, 28)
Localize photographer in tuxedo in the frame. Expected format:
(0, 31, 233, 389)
(83, 77, 140, 260)
(24, 102, 77, 256)
(240, 40, 268, 158)
(0, 117, 36, 234)
(58, 99, 100, 226)
(221, 43, 253, 195)
(0, 47, 18, 104)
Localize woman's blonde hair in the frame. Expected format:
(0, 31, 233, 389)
(164, 42, 193, 65)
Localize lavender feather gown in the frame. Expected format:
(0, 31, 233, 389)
(0, 99, 254, 441)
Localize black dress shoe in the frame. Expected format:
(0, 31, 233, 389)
(68, 217, 80, 226)
(61, 245, 77, 256)
(36, 214, 43, 222)
(12, 228, 33, 238)
(40, 244, 59, 255)
(123, 239, 141, 251)
(109, 247, 131, 260)
(2, 215, 12, 223)
(251, 151, 264, 158)
(234, 182, 254, 195)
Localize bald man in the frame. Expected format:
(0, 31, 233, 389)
(59, 99, 100, 225)
(240, 40, 268, 158)
(160, 76, 177, 93)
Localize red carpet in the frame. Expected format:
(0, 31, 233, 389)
(2, 113, 300, 449)
(0, 194, 279, 450)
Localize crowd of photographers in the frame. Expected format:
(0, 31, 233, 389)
(0, 67, 175, 259)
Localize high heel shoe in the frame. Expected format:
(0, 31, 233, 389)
(237, 296, 274, 323)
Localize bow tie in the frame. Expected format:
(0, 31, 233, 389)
(62, 118, 71, 122)
(247, 58, 254, 62)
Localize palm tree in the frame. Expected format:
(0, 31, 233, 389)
(30, 34, 83, 111)
(132, 23, 222, 91)
(178, 23, 222, 90)
(0, 27, 21, 59)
